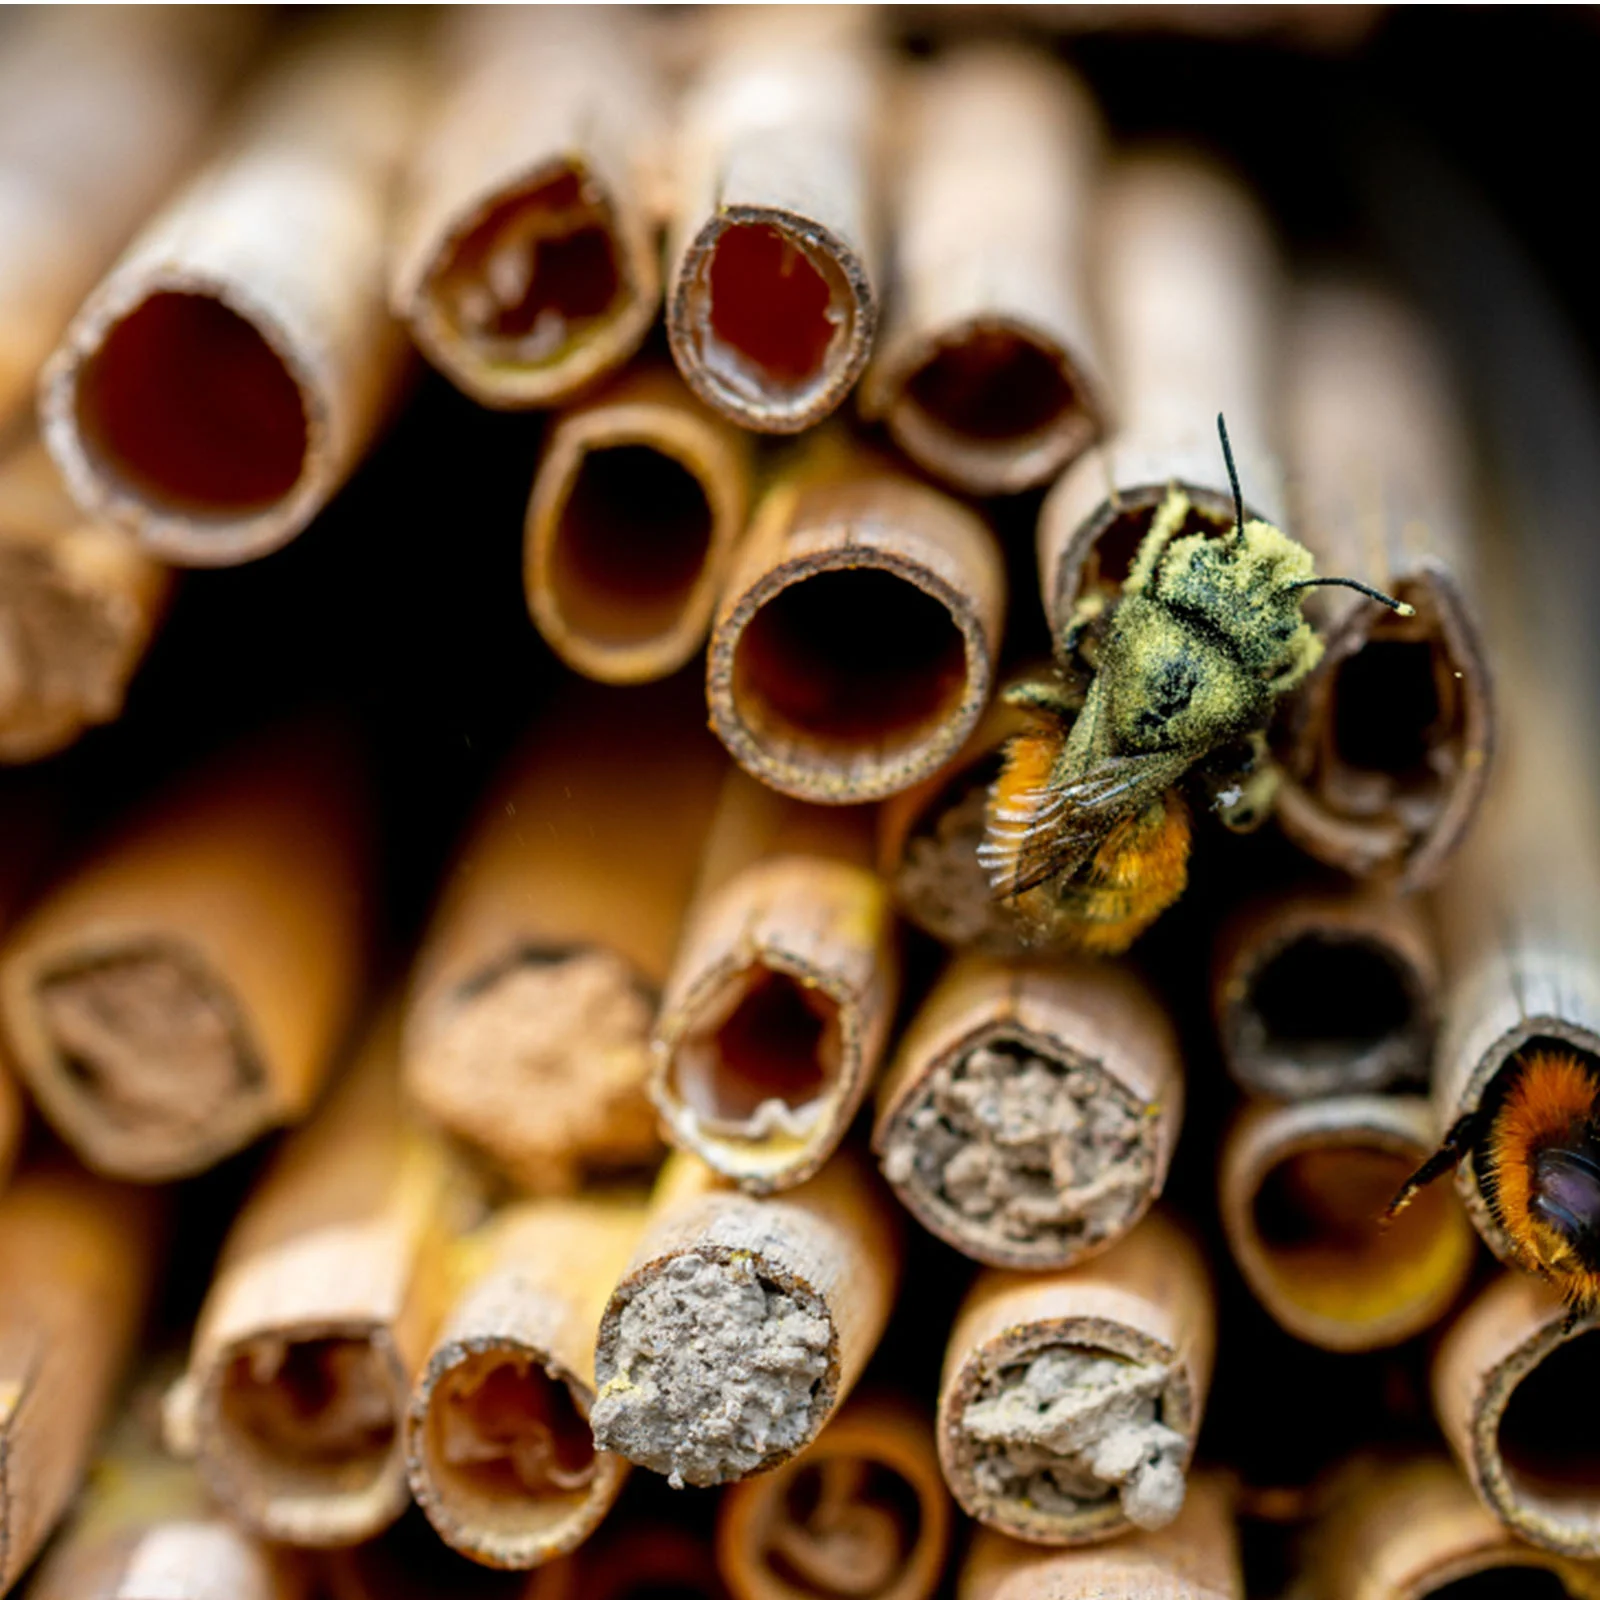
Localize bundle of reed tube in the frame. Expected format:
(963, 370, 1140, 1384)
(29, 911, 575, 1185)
(2, 7, 1597, 1599)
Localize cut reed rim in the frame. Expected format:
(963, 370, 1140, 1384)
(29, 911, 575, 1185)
(198, 1323, 410, 1547)
(407, 1337, 624, 1569)
(41, 279, 323, 566)
(670, 209, 877, 434)
(710, 550, 992, 805)
(407, 161, 656, 408)
(872, 317, 1100, 498)
(1219, 1098, 1476, 1352)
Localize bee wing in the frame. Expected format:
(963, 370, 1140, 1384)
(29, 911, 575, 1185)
(980, 749, 1191, 900)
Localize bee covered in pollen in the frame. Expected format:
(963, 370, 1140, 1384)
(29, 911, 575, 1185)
(1388, 1049, 1600, 1318)
(979, 415, 1412, 955)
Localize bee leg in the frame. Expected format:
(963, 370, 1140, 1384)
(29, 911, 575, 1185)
(1059, 592, 1109, 670)
(1002, 679, 1081, 720)
(1384, 1112, 1480, 1223)
(1203, 734, 1281, 833)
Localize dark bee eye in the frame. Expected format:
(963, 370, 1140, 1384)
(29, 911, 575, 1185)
(1532, 1146, 1600, 1245)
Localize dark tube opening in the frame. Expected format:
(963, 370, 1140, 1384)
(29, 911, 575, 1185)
(904, 328, 1076, 445)
(766, 1458, 922, 1598)
(734, 569, 967, 751)
(1498, 1331, 1600, 1511)
(550, 444, 715, 646)
(432, 166, 625, 364)
(672, 967, 839, 1127)
(75, 291, 308, 515)
(330, 1509, 546, 1600)
(1422, 1570, 1574, 1600)
(1077, 495, 1232, 600)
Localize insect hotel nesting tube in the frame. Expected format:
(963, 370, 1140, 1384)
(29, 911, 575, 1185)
(405, 1197, 647, 1569)
(0, 724, 373, 1182)
(1278, 283, 1494, 889)
(39, 22, 417, 567)
(1218, 1096, 1476, 1352)
(652, 772, 899, 1194)
(523, 364, 753, 685)
(666, 8, 881, 433)
(707, 433, 1005, 804)
(936, 1211, 1215, 1546)
(714, 1393, 952, 1600)
(402, 680, 723, 1195)
(859, 46, 1105, 496)
(1035, 150, 1285, 640)
(1212, 882, 1440, 1101)
(873, 952, 1183, 1271)
(389, 7, 664, 410)
(590, 1152, 902, 1489)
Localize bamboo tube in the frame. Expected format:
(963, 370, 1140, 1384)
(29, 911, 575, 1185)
(391, 7, 663, 409)
(523, 365, 753, 684)
(0, 786, 54, 1191)
(0, 725, 373, 1182)
(1277, 283, 1493, 889)
(38, 22, 418, 568)
(319, 1510, 575, 1600)
(1219, 1096, 1476, 1352)
(1305, 1454, 1600, 1600)
(653, 772, 898, 1193)
(591, 1151, 903, 1488)
(402, 681, 724, 1194)
(937, 1210, 1215, 1546)
(0, 1165, 158, 1593)
(406, 1196, 648, 1569)
(0, 8, 250, 429)
(0, 435, 173, 764)
(1212, 883, 1440, 1100)
(859, 46, 1105, 496)
(715, 1392, 952, 1600)
(181, 1011, 462, 1548)
(873, 952, 1182, 1270)
(956, 1475, 1242, 1600)
(1432, 1271, 1600, 1557)
(1036, 151, 1284, 642)
(666, 8, 882, 433)
(707, 435, 1005, 804)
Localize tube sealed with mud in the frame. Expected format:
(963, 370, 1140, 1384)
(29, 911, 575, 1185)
(652, 771, 899, 1193)
(524, 365, 754, 684)
(1432, 1270, 1600, 1557)
(956, 1474, 1241, 1600)
(391, 7, 663, 408)
(1277, 283, 1493, 888)
(406, 1195, 648, 1568)
(591, 1151, 903, 1488)
(859, 46, 1105, 496)
(666, 9, 882, 433)
(0, 435, 173, 764)
(715, 1393, 952, 1600)
(937, 1210, 1215, 1546)
(1036, 152, 1284, 642)
(1303, 1453, 1600, 1600)
(0, 723, 373, 1181)
(873, 952, 1182, 1271)
(39, 21, 417, 568)
(402, 679, 724, 1194)
(1212, 882, 1439, 1101)
(1219, 1096, 1476, 1352)
(0, 8, 252, 428)
(183, 1011, 461, 1548)
(707, 433, 1005, 804)
(0, 1165, 159, 1593)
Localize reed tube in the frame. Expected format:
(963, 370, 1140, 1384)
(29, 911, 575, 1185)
(707, 435, 1005, 804)
(653, 772, 898, 1192)
(860, 46, 1105, 495)
(40, 23, 417, 567)
(874, 952, 1182, 1270)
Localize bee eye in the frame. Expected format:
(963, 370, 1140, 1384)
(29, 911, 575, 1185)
(1532, 1146, 1600, 1245)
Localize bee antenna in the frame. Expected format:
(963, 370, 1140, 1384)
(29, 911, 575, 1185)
(1284, 576, 1416, 617)
(1217, 412, 1246, 540)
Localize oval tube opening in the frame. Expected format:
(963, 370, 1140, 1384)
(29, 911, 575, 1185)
(1496, 1331, 1600, 1538)
(764, 1456, 923, 1599)
(74, 290, 308, 516)
(1423, 1571, 1575, 1599)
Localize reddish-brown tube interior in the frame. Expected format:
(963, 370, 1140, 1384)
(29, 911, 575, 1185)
(74, 290, 308, 515)
(733, 569, 968, 755)
(1497, 1333, 1600, 1516)
(706, 223, 838, 389)
(549, 444, 715, 647)
(671, 967, 839, 1127)
(762, 1456, 922, 1600)
(902, 328, 1076, 446)
(431, 166, 624, 364)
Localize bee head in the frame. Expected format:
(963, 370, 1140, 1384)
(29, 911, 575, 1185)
(1528, 1145, 1600, 1276)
